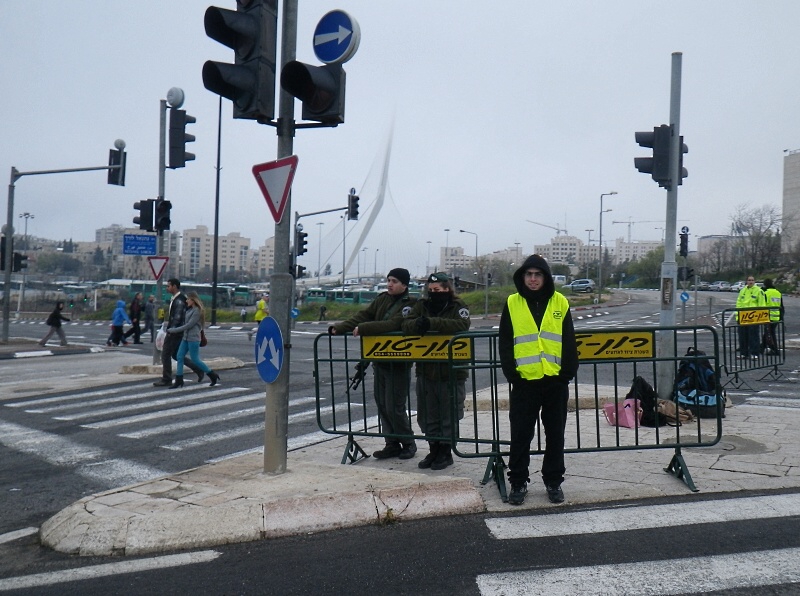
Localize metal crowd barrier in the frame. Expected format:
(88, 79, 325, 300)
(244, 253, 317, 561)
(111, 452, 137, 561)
(720, 308, 785, 389)
(313, 325, 725, 497)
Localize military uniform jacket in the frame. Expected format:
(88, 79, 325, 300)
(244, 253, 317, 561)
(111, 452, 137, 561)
(333, 291, 414, 336)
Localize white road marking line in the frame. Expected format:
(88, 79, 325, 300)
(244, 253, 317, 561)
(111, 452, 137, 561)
(0, 527, 38, 545)
(0, 550, 221, 591)
(485, 493, 800, 540)
(7, 385, 153, 408)
(476, 547, 800, 596)
(29, 386, 242, 413)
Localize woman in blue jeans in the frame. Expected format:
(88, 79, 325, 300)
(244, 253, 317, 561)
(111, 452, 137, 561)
(167, 291, 220, 388)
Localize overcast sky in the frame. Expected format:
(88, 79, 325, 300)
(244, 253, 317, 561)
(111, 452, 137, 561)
(2, 1, 798, 277)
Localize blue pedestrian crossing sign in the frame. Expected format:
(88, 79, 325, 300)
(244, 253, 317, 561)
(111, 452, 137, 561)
(313, 10, 360, 64)
(255, 316, 284, 384)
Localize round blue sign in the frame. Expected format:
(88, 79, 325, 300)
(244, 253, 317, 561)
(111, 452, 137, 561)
(290, 308, 300, 319)
(313, 10, 361, 64)
(680, 291, 690, 302)
(255, 317, 284, 384)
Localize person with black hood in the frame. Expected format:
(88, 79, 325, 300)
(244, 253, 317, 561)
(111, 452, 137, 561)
(39, 301, 70, 346)
(330, 268, 417, 460)
(499, 254, 578, 505)
(402, 272, 470, 470)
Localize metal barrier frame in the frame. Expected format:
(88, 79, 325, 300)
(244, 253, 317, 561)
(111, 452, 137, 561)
(313, 326, 725, 495)
(720, 308, 786, 389)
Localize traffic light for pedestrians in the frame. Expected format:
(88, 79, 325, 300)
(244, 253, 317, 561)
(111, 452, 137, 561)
(12, 252, 28, 272)
(168, 108, 196, 169)
(154, 198, 172, 233)
(634, 125, 670, 187)
(295, 228, 308, 256)
(679, 232, 689, 257)
(202, 0, 278, 121)
(347, 190, 359, 220)
(133, 199, 155, 232)
(107, 148, 127, 186)
(281, 62, 346, 124)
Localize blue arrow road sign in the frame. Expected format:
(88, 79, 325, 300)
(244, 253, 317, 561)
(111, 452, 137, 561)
(680, 291, 690, 302)
(313, 10, 360, 64)
(255, 316, 283, 383)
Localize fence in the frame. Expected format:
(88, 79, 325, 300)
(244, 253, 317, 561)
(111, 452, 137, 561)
(313, 325, 725, 498)
(720, 307, 785, 389)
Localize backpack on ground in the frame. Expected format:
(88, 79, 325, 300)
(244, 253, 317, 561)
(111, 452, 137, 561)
(674, 347, 725, 418)
(625, 376, 666, 427)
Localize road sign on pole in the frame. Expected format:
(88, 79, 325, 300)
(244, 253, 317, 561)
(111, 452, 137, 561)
(252, 155, 299, 223)
(148, 256, 169, 280)
(313, 10, 360, 64)
(255, 316, 284, 383)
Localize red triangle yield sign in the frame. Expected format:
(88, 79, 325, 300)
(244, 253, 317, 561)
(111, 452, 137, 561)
(148, 256, 169, 280)
(252, 155, 299, 223)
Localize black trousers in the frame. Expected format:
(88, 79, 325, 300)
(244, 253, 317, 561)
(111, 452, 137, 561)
(507, 379, 569, 488)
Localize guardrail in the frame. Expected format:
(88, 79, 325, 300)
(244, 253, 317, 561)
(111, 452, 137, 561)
(720, 308, 785, 389)
(313, 325, 724, 497)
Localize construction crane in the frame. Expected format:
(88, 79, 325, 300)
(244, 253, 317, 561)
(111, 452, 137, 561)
(611, 218, 687, 243)
(526, 220, 567, 236)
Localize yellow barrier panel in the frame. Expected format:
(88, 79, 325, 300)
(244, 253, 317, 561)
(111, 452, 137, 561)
(575, 330, 655, 360)
(360, 334, 472, 360)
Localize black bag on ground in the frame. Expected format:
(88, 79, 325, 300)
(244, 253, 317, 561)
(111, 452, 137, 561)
(626, 376, 666, 427)
(674, 347, 725, 418)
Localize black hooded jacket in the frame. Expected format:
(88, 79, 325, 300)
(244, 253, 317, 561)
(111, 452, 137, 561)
(498, 254, 579, 386)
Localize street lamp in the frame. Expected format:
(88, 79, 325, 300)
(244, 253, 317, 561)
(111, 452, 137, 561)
(18, 212, 34, 310)
(426, 240, 432, 276)
(584, 228, 593, 279)
(360, 247, 367, 283)
(460, 229, 487, 316)
(597, 192, 617, 304)
(655, 226, 665, 243)
(443, 228, 450, 274)
(374, 248, 379, 283)
(316, 222, 324, 285)
(19, 212, 34, 250)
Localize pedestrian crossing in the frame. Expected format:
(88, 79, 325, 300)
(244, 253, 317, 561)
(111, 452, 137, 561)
(1, 382, 360, 488)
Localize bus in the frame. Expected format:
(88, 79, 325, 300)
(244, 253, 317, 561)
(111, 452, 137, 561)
(98, 280, 234, 308)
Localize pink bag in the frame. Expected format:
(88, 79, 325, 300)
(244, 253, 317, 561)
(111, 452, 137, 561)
(603, 399, 642, 428)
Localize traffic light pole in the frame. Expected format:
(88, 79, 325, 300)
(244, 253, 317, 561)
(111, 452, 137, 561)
(264, 0, 299, 475)
(153, 99, 169, 365)
(656, 52, 683, 397)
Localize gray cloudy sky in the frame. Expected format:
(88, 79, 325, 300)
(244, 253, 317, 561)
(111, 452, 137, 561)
(2, 1, 798, 277)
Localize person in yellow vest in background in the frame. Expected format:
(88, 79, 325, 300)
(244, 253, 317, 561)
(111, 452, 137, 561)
(254, 294, 269, 323)
(735, 275, 766, 359)
(762, 278, 783, 355)
(499, 254, 578, 506)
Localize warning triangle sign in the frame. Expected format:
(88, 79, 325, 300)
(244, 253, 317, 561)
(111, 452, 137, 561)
(148, 256, 169, 280)
(252, 155, 299, 223)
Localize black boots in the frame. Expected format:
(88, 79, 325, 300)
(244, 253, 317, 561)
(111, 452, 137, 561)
(418, 442, 440, 469)
(430, 444, 453, 470)
(169, 375, 184, 389)
(208, 371, 220, 386)
(196, 370, 205, 383)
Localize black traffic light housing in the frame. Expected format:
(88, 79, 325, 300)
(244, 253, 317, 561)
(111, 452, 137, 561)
(347, 189, 359, 220)
(107, 148, 127, 186)
(295, 228, 308, 256)
(281, 62, 346, 124)
(294, 264, 306, 278)
(133, 199, 155, 232)
(0, 236, 8, 271)
(679, 232, 689, 257)
(168, 108, 196, 169)
(154, 199, 172, 233)
(202, 0, 278, 121)
(12, 252, 28, 273)
(635, 125, 670, 187)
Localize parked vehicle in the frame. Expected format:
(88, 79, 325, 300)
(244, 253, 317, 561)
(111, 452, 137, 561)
(690, 280, 710, 291)
(729, 281, 745, 292)
(709, 281, 731, 292)
(566, 278, 595, 293)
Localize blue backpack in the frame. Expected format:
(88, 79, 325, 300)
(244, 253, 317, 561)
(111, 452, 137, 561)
(674, 347, 725, 418)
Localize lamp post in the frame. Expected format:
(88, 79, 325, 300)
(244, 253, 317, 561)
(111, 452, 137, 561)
(655, 226, 665, 243)
(584, 228, 593, 279)
(443, 228, 450, 274)
(316, 222, 324, 285)
(359, 247, 367, 283)
(460, 228, 487, 316)
(18, 212, 34, 311)
(426, 240, 431, 276)
(374, 248, 379, 283)
(597, 192, 617, 304)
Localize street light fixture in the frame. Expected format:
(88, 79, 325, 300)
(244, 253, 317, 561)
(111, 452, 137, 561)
(18, 212, 34, 310)
(597, 192, 617, 304)
(374, 248, 379, 283)
(443, 228, 450, 274)
(426, 240, 432, 276)
(316, 222, 324, 285)
(584, 228, 594, 279)
(460, 229, 487, 316)
(360, 247, 367, 283)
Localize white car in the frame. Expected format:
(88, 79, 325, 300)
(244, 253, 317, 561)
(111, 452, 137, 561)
(729, 281, 745, 292)
(709, 281, 731, 292)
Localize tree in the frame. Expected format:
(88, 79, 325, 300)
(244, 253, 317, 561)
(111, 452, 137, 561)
(730, 204, 781, 271)
(627, 246, 664, 286)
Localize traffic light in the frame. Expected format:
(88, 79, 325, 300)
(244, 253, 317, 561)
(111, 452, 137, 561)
(294, 228, 308, 256)
(0, 236, 6, 271)
(12, 252, 28, 273)
(202, 0, 278, 121)
(294, 264, 306, 278)
(347, 189, 359, 220)
(133, 199, 154, 232)
(281, 62, 346, 124)
(487, 272, 493, 286)
(168, 108, 196, 169)
(679, 232, 689, 257)
(634, 124, 670, 187)
(107, 148, 127, 186)
(677, 137, 689, 186)
(154, 199, 172, 233)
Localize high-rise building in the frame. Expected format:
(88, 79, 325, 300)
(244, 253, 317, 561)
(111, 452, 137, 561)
(181, 225, 251, 280)
(782, 150, 800, 254)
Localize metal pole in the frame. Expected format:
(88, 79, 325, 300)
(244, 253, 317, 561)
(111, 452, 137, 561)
(211, 96, 222, 326)
(656, 51, 682, 397)
(374, 248, 379, 282)
(264, 0, 298, 475)
(2, 168, 19, 343)
(444, 228, 449, 275)
(153, 99, 167, 365)
(341, 215, 346, 286)
(316, 222, 323, 285)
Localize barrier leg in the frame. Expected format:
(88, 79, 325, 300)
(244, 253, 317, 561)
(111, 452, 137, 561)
(664, 448, 698, 492)
(341, 435, 370, 465)
(758, 365, 786, 382)
(481, 454, 509, 502)
(722, 368, 754, 391)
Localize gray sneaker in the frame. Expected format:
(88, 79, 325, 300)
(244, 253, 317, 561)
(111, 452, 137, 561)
(546, 484, 565, 504)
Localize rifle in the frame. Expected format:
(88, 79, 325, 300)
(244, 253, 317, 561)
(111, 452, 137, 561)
(348, 361, 371, 391)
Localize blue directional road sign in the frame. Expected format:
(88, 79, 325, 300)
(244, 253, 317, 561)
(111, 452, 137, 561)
(313, 10, 360, 64)
(680, 291, 690, 302)
(123, 234, 157, 256)
(290, 308, 300, 319)
(255, 316, 284, 384)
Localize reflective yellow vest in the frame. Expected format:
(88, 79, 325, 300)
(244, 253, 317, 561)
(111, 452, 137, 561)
(507, 292, 569, 380)
(765, 288, 782, 322)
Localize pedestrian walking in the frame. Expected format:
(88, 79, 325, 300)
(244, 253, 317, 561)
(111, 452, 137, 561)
(401, 272, 470, 470)
(123, 292, 144, 344)
(319, 304, 328, 321)
(254, 294, 269, 323)
(240, 307, 247, 323)
(107, 300, 132, 347)
(499, 254, 579, 505)
(39, 301, 70, 346)
(153, 278, 205, 387)
(143, 295, 156, 342)
(167, 291, 220, 388)
(329, 268, 417, 460)
(736, 275, 766, 360)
